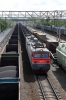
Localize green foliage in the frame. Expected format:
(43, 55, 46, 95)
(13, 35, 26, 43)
(30, 19, 66, 27)
(0, 19, 11, 32)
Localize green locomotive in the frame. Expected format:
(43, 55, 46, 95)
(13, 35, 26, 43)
(56, 43, 66, 70)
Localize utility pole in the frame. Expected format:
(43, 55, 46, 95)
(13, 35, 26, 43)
(56, 11, 59, 42)
(40, 12, 42, 32)
(58, 14, 62, 43)
(0, 25, 1, 33)
(58, 27, 61, 42)
(57, 27, 59, 41)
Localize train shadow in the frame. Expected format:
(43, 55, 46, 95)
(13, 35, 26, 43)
(52, 64, 66, 92)
(19, 31, 35, 83)
(21, 47, 35, 83)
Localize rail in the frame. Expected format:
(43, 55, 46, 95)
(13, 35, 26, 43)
(36, 75, 62, 100)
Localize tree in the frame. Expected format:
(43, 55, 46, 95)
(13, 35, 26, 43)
(0, 19, 11, 32)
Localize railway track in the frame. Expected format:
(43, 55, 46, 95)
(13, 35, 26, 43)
(36, 75, 63, 100)
(44, 31, 66, 41)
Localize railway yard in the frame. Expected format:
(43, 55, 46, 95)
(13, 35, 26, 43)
(0, 23, 66, 100)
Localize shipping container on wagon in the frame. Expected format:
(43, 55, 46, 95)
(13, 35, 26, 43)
(56, 43, 66, 70)
(46, 39, 58, 53)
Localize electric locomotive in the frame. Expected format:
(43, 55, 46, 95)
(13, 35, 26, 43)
(26, 35, 50, 73)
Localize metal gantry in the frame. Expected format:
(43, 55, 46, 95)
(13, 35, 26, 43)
(0, 10, 66, 20)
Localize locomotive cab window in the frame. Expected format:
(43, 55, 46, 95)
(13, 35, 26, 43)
(34, 54, 41, 58)
(42, 54, 49, 58)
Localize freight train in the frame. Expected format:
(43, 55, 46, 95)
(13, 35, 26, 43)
(20, 24, 50, 73)
(0, 24, 20, 100)
(31, 25, 66, 71)
(33, 24, 66, 36)
(21, 24, 66, 71)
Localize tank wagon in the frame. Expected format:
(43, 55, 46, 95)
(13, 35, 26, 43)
(0, 24, 20, 100)
(20, 24, 50, 73)
(56, 43, 66, 70)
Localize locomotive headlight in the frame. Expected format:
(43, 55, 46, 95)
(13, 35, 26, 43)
(40, 49, 43, 51)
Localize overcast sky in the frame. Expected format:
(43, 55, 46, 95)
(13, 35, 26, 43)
(0, 0, 66, 11)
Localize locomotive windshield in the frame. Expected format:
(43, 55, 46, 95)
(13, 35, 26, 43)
(33, 53, 49, 58)
(42, 54, 48, 58)
(34, 54, 41, 58)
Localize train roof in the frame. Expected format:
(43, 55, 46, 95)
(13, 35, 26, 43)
(26, 34, 49, 52)
(30, 42, 49, 52)
(26, 35, 38, 43)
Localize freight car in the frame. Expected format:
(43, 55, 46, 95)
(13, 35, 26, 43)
(56, 43, 66, 70)
(0, 24, 20, 100)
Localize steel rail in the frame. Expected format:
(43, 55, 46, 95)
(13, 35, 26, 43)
(36, 75, 62, 100)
